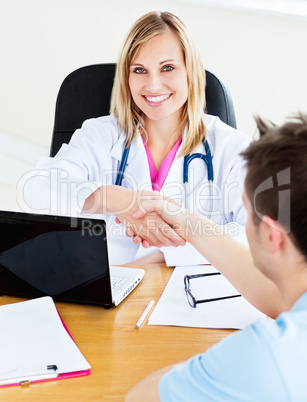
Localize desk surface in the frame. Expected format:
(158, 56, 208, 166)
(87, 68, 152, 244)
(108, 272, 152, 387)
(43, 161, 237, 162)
(0, 264, 234, 401)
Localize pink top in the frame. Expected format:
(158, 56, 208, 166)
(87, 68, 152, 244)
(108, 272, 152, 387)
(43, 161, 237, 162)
(142, 136, 182, 191)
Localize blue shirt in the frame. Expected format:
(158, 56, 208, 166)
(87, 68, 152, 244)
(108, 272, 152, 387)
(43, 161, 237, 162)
(159, 292, 307, 401)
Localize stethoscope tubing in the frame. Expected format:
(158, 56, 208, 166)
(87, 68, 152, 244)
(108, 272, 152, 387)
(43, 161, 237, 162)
(115, 143, 131, 186)
(183, 140, 213, 218)
(183, 140, 213, 183)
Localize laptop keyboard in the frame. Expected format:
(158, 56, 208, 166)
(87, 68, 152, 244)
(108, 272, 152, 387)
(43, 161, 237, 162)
(111, 275, 134, 296)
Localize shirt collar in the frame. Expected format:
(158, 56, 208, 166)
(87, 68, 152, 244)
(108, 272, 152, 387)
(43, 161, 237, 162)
(291, 291, 307, 312)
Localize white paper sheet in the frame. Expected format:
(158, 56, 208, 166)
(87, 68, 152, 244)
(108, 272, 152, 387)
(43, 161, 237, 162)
(149, 265, 265, 330)
(0, 297, 90, 383)
(161, 243, 210, 266)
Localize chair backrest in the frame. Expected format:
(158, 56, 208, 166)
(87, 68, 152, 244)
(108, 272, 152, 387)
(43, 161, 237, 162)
(50, 63, 236, 157)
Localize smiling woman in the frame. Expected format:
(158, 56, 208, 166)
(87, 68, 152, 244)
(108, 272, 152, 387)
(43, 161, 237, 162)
(128, 30, 188, 162)
(23, 11, 251, 267)
(110, 11, 207, 157)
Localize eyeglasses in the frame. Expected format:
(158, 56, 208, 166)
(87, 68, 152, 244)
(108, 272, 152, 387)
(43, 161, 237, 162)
(184, 273, 241, 308)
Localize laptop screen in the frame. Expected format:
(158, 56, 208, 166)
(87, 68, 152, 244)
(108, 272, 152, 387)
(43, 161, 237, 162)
(0, 210, 113, 306)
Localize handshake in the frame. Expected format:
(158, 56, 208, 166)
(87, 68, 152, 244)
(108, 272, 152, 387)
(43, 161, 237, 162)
(115, 190, 189, 249)
(82, 186, 207, 250)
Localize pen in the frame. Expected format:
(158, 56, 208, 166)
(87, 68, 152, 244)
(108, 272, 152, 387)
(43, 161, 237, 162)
(0, 365, 58, 386)
(136, 300, 155, 329)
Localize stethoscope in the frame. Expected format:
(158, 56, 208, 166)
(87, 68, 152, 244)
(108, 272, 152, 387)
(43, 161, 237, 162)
(183, 139, 213, 217)
(115, 137, 214, 218)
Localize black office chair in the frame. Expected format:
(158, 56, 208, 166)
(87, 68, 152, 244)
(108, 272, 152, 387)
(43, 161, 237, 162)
(50, 63, 237, 157)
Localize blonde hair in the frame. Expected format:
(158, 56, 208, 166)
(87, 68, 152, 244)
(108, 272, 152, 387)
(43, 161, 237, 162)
(110, 11, 207, 156)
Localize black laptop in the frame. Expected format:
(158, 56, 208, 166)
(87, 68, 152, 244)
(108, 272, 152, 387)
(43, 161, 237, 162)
(0, 210, 144, 307)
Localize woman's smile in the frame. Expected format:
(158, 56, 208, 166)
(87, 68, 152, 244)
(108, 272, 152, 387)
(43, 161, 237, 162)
(142, 93, 172, 106)
(129, 30, 188, 125)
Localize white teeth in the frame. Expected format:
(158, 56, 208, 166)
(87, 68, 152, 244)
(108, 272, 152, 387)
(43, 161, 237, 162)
(145, 94, 170, 103)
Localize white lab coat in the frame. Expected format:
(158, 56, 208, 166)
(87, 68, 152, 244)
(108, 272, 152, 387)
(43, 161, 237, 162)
(23, 114, 251, 265)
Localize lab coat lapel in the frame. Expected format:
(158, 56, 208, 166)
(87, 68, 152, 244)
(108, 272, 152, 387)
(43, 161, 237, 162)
(122, 135, 152, 190)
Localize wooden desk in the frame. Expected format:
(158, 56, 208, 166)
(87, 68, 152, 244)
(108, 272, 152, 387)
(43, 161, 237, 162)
(0, 264, 234, 401)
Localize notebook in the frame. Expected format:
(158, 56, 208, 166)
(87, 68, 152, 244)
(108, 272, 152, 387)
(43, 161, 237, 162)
(0, 296, 91, 387)
(0, 210, 144, 307)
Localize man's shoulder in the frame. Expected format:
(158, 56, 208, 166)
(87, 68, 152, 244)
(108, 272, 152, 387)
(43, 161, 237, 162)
(159, 317, 287, 401)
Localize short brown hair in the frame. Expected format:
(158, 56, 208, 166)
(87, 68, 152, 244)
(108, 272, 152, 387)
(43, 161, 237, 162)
(110, 11, 206, 155)
(241, 113, 307, 257)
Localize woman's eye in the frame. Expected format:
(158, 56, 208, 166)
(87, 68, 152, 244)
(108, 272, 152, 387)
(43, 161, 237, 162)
(162, 65, 174, 72)
(134, 67, 146, 74)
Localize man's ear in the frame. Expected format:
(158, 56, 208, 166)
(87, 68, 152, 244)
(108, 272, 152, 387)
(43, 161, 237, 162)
(262, 215, 286, 254)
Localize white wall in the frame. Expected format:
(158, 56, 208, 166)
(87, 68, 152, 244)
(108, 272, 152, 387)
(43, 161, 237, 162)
(1, 0, 307, 149)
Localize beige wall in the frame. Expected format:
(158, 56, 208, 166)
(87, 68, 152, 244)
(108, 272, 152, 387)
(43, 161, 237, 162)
(1, 0, 307, 147)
